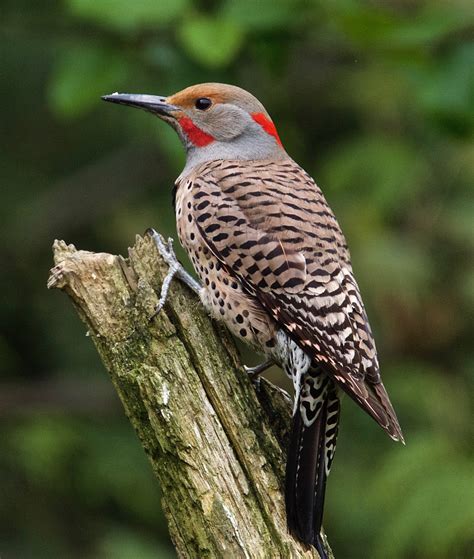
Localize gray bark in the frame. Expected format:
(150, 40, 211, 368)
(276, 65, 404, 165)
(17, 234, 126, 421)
(47, 234, 332, 559)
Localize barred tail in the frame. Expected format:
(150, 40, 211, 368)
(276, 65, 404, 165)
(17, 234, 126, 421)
(285, 381, 340, 557)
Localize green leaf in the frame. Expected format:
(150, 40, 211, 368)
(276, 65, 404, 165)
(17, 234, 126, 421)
(67, 0, 189, 31)
(48, 45, 129, 118)
(178, 17, 244, 68)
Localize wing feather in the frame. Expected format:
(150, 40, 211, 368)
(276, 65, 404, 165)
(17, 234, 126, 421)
(188, 159, 403, 441)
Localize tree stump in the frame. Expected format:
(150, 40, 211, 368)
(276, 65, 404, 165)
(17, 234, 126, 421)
(47, 233, 332, 559)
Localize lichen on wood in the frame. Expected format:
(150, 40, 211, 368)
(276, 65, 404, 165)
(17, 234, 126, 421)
(47, 233, 332, 559)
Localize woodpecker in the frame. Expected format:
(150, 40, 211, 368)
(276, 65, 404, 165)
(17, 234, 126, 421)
(103, 84, 404, 558)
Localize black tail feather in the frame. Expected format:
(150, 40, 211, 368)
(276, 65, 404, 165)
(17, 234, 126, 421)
(285, 386, 340, 557)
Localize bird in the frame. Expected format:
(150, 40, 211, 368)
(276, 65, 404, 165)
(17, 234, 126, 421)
(102, 83, 404, 558)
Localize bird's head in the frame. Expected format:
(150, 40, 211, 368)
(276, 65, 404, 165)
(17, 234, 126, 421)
(102, 83, 286, 170)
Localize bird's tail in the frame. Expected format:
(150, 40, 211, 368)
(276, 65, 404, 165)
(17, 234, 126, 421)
(285, 375, 340, 557)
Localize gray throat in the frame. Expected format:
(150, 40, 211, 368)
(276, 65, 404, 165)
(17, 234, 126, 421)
(178, 133, 288, 181)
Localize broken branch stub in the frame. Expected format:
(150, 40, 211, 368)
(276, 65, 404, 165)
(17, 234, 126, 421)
(47, 234, 331, 559)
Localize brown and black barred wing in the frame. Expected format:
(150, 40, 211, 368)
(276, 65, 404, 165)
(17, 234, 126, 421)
(189, 158, 403, 442)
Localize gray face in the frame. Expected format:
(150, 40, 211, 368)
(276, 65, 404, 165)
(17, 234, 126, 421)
(188, 103, 253, 142)
(175, 100, 288, 175)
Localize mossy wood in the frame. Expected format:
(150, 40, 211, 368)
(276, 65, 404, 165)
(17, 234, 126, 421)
(47, 234, 333, 559)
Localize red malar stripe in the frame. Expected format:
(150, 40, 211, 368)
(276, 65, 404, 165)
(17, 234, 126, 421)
(251, 112, 282, 146)
(178, 117, 214, 147)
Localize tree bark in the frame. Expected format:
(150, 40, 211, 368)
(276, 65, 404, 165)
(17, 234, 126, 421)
(47, 234, 333, 559)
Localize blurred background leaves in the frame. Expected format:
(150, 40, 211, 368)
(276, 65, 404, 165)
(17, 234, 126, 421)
(1, 0, 473, 557)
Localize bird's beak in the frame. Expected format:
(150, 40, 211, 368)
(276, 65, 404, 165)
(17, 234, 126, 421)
(101, 93, 179, 117)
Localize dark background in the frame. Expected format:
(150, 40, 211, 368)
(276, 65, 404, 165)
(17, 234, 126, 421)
(1, 1, 473, 558)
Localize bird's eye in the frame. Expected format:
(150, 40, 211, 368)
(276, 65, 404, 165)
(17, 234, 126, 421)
(195, 97, 212, 111)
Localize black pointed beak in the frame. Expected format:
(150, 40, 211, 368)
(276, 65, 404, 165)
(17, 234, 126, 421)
(101, 93, 178, 116)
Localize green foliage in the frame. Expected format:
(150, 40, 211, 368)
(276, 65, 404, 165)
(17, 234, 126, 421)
(372, 437, 473, 558)
(323, 0, 468, 49)
(48, 45, 130, 118)
(178, 16, 244, 68)
(415, 43, 474, 135)
(1, 0, 472, 557)
(98, 528, 176, 559)
(67, 0, 190, 31)
(322, 136, 429, 217)
(220, 0, 301, 30)
(11, 417, 81, 485)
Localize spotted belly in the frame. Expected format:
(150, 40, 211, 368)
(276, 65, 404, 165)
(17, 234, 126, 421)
(176, 188, 277, 354)
(191, 242, 277, 353)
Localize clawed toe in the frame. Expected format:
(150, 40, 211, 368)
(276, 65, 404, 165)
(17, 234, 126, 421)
(148, 229, 202, 318)
(244, 359, 274, 390)
(244, 359, 274, 378)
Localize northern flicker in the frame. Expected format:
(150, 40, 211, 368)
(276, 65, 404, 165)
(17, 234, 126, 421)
(103, 84, 404, 557)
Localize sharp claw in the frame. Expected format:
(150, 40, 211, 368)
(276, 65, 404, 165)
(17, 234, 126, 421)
(244, 360, 274, 392)
(243, 366, 260, 390)
(149, 303, 164, 321)
(244, 365, 258, 377)
(244, 359, 274, 378)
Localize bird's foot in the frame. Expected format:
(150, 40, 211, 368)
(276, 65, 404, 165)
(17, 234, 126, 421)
(244, 359, 274, 390)
(147, 229, 201, 318)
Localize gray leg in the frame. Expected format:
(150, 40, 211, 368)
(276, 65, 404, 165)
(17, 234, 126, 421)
(244, 359, 274, 390)
(244, 359, 274, 379)
(147, 229, 201, 316)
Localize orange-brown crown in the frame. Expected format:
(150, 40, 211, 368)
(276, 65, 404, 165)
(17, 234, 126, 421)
(167, 83, 267, 114)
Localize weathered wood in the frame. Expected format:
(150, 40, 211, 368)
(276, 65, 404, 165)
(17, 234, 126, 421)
(47, 234, 332, 559)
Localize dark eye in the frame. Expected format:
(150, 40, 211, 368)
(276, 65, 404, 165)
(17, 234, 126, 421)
(195, 97, 212, 110)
